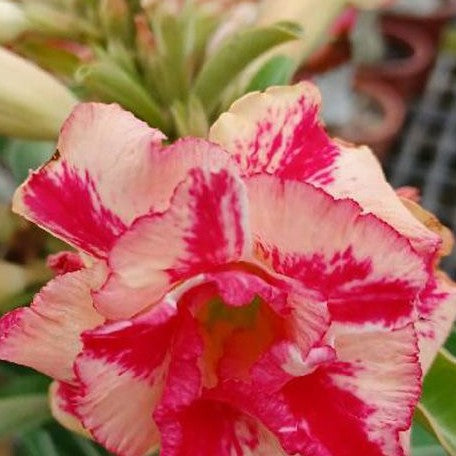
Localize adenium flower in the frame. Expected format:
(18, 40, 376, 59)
(1, 82, 455, 456)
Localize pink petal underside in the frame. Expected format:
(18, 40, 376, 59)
(49, 381, 88, 437)
(0, 264, 105, 381)
(247, 175, 428, 329)
(47, 251, 85, 275)
(95, 165, 250, 320)
(416, 274, 456, 373)
(75, 302, 177, 456)
(209, 82, 439, 260)
(13, 102, 233, 258)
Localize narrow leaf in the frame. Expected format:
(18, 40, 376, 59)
(193, 22, 301, 114)
(1, 139, 54, 184)
(17, 429, 60, 456)
(246, 54, 295, 93)
(76, 60, 169, 132)
(0, 393, 51, 438)
(416, 349, 456, 455)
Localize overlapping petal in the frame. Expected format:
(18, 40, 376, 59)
(75, 301, 177, 456)
(275, 325, 420, 456)
(247, 175, 427, 329)
(13, 103, 232, 258)
(209, 82, 440, 260)
(95, 165, 250, 320)
(399, 195, 456, 373)
(49, 381, 88, 437)
(0, 264, 105, 381)
(416, 274, 456, 374)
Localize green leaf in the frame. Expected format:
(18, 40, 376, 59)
(17, 429, 60, 456)
(14, 38, 82, 78)
(413, 445, 447, 456)
(416, 349, 456, 454)
(193, 22, 301, 114)
(170, 94, 209, 138)
(0, 373, 51, 398)
(41, 424, 108, 456)
(445, 325, 456, 356)
(246, 55, 295, 93)
(0, 393, 51, 438)
(1, 139, 54, 184)
(76, 59, 169, 133)
(146, 11, 193, 105)
(412, 422, 447, 455)
(0, 289, 36, 315)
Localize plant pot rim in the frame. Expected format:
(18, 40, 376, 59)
(359, 20, 434, 78)
(388, 0, 456, 20)
(335, 78, 406, 145)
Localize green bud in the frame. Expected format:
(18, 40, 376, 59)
(76, 58, 169, 133)
(171, 95, 209, 138)
(0, 260, 27, 302)
(0, 0, 29, 43)
(0, 47, 77, 140)
(24, 3, 99, 39)
(99, 0, 133, 43)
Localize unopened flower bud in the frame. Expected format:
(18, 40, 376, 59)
(99, 0, 133, 43)
(0, 0, 29, 43)
(0, 47, 77, 140)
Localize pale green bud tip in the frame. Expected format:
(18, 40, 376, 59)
(101, 0, 129, 17)
(0, 260, 27, 301)
(0, 47, 78, 140)
(99, 0, 131, 39)
(0, 0, 29, 43)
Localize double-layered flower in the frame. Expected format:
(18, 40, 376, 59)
(1, 82, 455, 456)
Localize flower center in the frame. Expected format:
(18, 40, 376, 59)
(179, 273, 288, 388)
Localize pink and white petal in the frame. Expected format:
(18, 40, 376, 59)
(209, 82, 339, 185)
(251, 341, 336, 394)
(96, 166, 250, 320)
(327, 325, 420, 455)
(326, 142, 440, 260)
(396, 186, 420, 203)
(416, 274, 456, 374)
(159, 398, 289, 456)
(47, 251, 85, 275)
(210, 82, 439, 260)
(248, 175, 427, 329)
(154, 309, 291, 456)
(286, 293, 332, 362)
(203, 269, 288, 310)
(154, 309, 205, 456)
(49, 381, 89, 437)
(75, 302, 177, 456)
(13, 102, 233, 258)
(12, 103, 164, 257)
(236, 292, 332, 392)
(275, 325, 420, 456)
(399, 197, 454, 259)
(0, 264, 105, 381)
